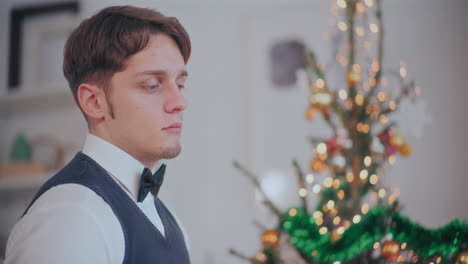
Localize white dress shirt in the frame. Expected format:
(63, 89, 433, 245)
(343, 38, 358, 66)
(5, 133, 188, 264)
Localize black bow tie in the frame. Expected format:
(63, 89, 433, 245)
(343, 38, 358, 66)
(137, 164, 166, 203)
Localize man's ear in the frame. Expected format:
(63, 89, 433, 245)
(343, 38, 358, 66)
(77, 84, 108, 122)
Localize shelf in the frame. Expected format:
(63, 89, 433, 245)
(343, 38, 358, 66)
(0, 173, 53, 191)
(0, 83, 74, 114)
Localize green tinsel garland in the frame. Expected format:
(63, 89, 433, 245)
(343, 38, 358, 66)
(281, 206, 468, 263)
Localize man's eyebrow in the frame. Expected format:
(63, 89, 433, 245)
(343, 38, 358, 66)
(136, 70, 188, 77)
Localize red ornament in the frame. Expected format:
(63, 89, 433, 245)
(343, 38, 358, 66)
(378, 129, 392, 145)
(326, 137, 338, 153)
(385, 145, 397, 156)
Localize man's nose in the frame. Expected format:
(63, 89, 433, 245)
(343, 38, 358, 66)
(165, 83, 188, 113)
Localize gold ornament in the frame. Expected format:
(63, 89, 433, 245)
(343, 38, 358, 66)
(399, 143, 412, 157)
(254, 250, 267, 264)
(332, 154, 346, 172)
(457, 251, 468, 264)
(331, 229, 341, 242)
(305, 107, 317, 120)
(261, 229, 279, 247)
(381, 240, 400, 261)
(309, 90, 333, 111)
(310, 158, 325, 172)
(389, 135, 404, 147)
(347, 70, 361, 87)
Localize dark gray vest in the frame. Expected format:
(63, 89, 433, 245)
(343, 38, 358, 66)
(23, 152, 191, 264)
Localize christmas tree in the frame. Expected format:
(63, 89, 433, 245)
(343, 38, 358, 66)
(230, 0, 468, 263)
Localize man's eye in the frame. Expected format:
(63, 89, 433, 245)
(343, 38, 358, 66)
(144, 83, 160, 91)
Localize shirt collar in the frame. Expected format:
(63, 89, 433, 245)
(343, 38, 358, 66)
(81, 133, 164, 202)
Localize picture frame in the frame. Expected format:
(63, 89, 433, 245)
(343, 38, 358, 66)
(21, 12, 80, 93)
(8, 2, 79, 90)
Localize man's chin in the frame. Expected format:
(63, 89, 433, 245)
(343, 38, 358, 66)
(160, 145, 182, 159)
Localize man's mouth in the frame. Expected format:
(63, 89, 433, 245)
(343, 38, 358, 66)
(162, 123, 182, 133)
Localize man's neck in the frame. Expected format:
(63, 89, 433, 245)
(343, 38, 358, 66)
(88, 130, 160, 171)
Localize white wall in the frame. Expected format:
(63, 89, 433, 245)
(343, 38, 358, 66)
(0, 0, 467, 263)
(382, 0, 468, 228)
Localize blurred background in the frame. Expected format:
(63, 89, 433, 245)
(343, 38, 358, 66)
(0, 0, 467, 263)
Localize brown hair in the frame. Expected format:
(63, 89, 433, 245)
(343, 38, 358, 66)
(63, 6, 191, 117)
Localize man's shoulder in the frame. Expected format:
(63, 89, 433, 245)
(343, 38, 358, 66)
(25, 183, 109, 219)
(20, 152, 104, 214)
(5, 183, 124, 264)
(20, 154, 123, 233)
(9, 184, 124, 250)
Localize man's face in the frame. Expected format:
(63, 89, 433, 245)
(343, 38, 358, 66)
(104, 33, 188, 167)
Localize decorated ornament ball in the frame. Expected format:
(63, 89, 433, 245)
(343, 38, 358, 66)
(399, 143, 412, 157)
(389, 135, 404, 147)
(305, 107, 316, 120)
(326, 137, 338, 153)
(262, 230, 280, 247)
(309, 90, 333, 111)
(254, 250, 267, 264)
(346, 70, 361, 87)
(310, 158, 326, 172)
(331, 229, 341, 242)
(457, 251, 468, 264)
(381, 240, 400, 261)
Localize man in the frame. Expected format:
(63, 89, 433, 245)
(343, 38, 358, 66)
(5, 6, 191, 263)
